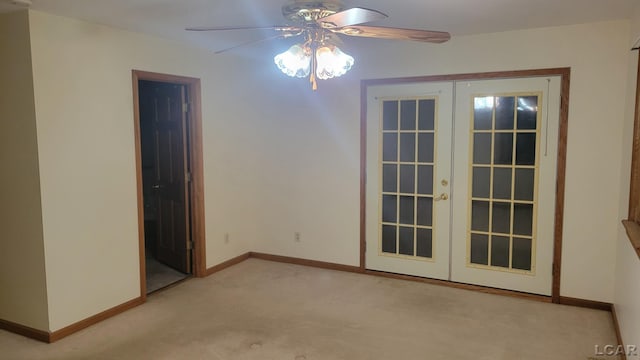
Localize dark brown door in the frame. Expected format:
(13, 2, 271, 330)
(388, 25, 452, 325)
(139, 80, 191, 273)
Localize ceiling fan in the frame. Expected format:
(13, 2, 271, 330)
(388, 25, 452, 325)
(186, 1, 451, 90)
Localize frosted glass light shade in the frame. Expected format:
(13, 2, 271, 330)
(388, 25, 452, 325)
(315, 45, 354, 80)
(274, 44, 311, 78)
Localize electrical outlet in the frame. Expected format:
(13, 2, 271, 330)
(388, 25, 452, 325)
(224, 233, 230, 244)
(294, 232, 301, 242)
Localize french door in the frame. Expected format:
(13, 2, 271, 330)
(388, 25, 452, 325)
(365, 75, 561, 295)
(365, 82, 454, 280)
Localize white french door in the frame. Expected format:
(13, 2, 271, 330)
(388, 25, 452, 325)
(365, 82, 454, 280)
(450, 77, 560, 295)
(365, 76, 561, 295)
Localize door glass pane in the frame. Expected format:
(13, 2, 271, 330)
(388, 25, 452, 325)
(517, 96, 538, 130)
(494, 133, 513, 165)
(474, 96, 493, 130)
(417, 165, 433, 195)
(399, 165, 415, 193)
(398, 226, 414, 255)
(491, 236, 510, 268)
(382, 164, 397, 193)
(512, 237, 532, 270)
(516, 133, 536, 165)
(382, 225, 397, 254)
(473, 134, 492, 164)
(470, 233, 489, 265)
(417, 133, 434, 163)
(383, 101, 399, 130)
(493, 168, 512, 200)
(400, 100, 417, 130)
(399, 196, 414, 225)
(513, 203, 533, 236)
(382, 133, 398, 162)
(514, 168, 535, 201)
(416, 228, 433, 258)
(382, 195, 397, 223)
(471, 201, 489, 232)
(416, 197, 433, 226)
(492, 202, 511, 234)
(495, 96, 515, 130)
(418, 99, 435, 130)
(472, 167, 491, 198)
(400, 133, 416, 162)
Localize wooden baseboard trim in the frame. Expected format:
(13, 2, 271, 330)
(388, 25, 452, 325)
(611, 304, 627, 360)
(6, 252, 614, 344)
(364, 269, 552, 303)
(249, 253, 623, 308)
(49, 296, 144, 343)
(247, 252, 549, 303)
(558, 296, 612, 312)
(0, 318, 50, 343)
(205, 252, 251, 276)
(249, 252, 363, 273)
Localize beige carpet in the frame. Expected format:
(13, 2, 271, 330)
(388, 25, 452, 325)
(145, 255, 189, 294)
(0, 259, 618, 360)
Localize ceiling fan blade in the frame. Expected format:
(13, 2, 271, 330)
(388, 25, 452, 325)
(331, 25, 451, 43)
(213, 34, 295, 54)
(317, 7, 387, 28)
(186, 25, 301, 32)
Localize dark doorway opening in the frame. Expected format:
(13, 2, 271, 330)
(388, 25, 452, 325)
(138, 79, 192, 293)
(133, 70, 206, 298)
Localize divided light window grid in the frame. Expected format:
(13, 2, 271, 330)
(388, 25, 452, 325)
(380, 98, 437, 260)
(468, 95, 540, 272)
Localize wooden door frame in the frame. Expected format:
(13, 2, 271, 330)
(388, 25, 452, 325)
(132, 70, 207, 299)
(360, 68, 570, 303)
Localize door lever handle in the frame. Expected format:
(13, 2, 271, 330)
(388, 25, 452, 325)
(434, 193, 449, 201)
(152, 184, 164, 190)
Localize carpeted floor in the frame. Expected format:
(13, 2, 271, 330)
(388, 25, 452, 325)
(145, 255, 189, 293)
(0, 259, 619, 359)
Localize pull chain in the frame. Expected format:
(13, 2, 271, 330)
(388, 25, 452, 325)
(545, 78, 550, 156)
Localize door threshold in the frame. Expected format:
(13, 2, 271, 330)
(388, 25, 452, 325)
(147, 275, 192, 295)
(362, 268, 552, 303)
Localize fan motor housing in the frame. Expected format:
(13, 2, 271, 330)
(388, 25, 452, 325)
(282, 1, 344, 22)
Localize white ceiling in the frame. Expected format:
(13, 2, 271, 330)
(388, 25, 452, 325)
(1, 0, 637, 51)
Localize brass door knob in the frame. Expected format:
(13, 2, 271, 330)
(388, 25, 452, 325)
(434, 193, 449, 201)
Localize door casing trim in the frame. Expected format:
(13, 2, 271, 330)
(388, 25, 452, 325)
(132, 70, 207, 300)
(360, 68, 570, 303)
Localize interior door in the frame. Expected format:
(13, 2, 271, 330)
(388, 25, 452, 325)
(140, 81, 191, 273)
(365, 82, 454, 280)
(450, 77, 561, 295)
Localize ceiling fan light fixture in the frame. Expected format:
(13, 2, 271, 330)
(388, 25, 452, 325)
(274, 44, 312, 78)
(274, 40, 353, 88)
(190, 3, 450, 90)
(315, 45, 354, 80)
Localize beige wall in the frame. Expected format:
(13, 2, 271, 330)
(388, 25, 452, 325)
(24, 9, 632, 331)
(249, 20, 630, 303)
(28, 10, 257, 331)
(0, 11, 48, 331)
(614, 4, 640, 356)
